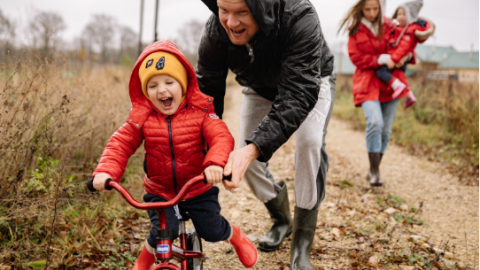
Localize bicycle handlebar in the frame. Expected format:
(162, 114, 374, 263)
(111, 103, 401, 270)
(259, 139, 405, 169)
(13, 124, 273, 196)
(86, 174, 232, 210)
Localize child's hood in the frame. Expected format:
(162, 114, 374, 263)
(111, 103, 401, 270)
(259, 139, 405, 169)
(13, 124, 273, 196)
(128, 40, 215, 121)
(395, 0, 423, 25)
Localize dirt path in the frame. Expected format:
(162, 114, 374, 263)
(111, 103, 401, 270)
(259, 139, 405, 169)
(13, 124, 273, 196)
(199, 84, 479, 270)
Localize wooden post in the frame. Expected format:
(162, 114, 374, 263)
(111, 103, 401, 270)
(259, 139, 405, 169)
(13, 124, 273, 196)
(154, 0, 160, 41)
(138, 0, 144, 55)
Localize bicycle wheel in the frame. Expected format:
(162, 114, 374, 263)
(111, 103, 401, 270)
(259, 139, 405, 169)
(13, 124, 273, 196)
(186, 228, 203, 270)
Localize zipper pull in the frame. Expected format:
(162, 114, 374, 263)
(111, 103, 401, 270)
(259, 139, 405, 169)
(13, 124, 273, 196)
(246, 43, 255, 63)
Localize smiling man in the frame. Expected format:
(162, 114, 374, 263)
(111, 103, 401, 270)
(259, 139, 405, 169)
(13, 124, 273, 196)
(196, 0, 335, 269)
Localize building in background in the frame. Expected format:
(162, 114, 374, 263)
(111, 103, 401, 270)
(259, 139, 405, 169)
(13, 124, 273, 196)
(332, 45, 479, 83)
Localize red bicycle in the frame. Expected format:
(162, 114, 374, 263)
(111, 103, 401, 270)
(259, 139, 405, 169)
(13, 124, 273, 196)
(86, 174, 224, 270)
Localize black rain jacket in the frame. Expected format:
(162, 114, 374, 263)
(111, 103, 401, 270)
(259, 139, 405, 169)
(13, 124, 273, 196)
(197, 0, 334, 162)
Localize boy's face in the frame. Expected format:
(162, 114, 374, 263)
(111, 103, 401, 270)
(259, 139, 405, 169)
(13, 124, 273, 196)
(147, 74, 184, 115)
(217, 0, 260, 45)
(396, 8, 407, 26)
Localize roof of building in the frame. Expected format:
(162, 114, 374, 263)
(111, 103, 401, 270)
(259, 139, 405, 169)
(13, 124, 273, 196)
(333, 45, 479, 76)
(415, 45, 457, 63)
(437, 52, 479, 69)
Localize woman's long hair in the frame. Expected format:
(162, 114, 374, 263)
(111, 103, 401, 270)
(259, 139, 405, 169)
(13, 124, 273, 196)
(338, 0, 384, 39)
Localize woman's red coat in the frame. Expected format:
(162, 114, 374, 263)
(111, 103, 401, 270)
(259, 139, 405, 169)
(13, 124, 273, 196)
(348, 18, 409, 106)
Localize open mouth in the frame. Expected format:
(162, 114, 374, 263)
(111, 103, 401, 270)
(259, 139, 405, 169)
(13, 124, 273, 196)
(230, 28, 246, 37)
(160, 97, 173, 108)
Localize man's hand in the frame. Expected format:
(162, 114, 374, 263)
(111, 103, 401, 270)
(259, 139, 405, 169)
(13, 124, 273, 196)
(223, 144, 260, 192)
(93, 173, 113, 193)
(204, 165, 224, 184)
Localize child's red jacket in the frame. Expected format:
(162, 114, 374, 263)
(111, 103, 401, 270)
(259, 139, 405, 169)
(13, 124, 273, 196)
(387, 20, 431, 63)
(93, 40, 234, 200)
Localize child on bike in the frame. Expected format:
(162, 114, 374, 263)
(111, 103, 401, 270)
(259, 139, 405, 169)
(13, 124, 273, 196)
(376, 0, 434, 108)
(91, 40, 258, 269)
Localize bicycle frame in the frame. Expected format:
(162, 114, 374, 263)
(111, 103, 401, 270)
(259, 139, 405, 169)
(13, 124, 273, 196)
(105, 175, 207, 270)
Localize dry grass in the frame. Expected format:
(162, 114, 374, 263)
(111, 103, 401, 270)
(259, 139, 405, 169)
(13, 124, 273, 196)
(0, 55, 136, 268)
(333, 76, 479, 185)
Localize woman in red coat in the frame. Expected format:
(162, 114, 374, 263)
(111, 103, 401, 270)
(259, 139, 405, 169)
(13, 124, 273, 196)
(339, 0, 408, 187)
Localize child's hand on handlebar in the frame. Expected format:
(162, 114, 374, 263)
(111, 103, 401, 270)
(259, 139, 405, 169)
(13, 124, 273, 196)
(204, 165, 224, 184)
(93, 173, 113, 192)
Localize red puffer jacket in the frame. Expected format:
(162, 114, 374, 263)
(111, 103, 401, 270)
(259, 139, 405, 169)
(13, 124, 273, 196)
(387, 21, 431, 63)
(348, 17, 408, 106)
(93, 40, 234, 200)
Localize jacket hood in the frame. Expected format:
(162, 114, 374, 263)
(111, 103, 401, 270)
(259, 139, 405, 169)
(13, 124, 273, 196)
(394, 0, 423, 25)
(201, 0, 279, 37)
(129, 40, 215, 119)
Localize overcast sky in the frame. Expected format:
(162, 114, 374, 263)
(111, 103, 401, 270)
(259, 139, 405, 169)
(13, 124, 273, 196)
(3, 0, 479, 52)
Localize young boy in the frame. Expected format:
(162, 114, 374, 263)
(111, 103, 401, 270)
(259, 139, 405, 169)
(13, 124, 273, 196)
(376, 0, 434, 108)
(92, 40, 258, 269)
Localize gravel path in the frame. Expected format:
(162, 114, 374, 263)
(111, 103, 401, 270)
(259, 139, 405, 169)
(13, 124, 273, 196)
(196, 85, 479, 270)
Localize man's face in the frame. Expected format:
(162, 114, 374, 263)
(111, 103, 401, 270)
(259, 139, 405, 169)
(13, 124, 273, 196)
(217, 0, 260, 45)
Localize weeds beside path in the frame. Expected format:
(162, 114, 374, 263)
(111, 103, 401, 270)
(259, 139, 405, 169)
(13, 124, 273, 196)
(203, 84, 479, 270)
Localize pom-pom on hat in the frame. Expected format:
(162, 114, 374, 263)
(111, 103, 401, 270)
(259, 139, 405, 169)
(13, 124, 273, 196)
(139, 51, 188, 99)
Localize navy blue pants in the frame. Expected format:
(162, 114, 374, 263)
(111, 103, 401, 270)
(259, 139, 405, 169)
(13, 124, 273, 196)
(144, 186, 231, 248)
(376, 65, 394, 83)
(376, 62, 409, 84)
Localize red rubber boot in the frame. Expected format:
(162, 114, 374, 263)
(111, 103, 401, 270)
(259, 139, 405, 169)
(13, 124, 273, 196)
(229, 225, 258, 268)
(132, 245, 156, 270)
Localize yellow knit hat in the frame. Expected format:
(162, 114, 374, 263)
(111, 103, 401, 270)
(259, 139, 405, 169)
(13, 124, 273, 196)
(138, 51, 188, 99)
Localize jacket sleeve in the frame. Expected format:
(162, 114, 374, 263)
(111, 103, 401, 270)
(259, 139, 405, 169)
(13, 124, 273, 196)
(245, 8, 327, 162)
(391, 22, 430, 63)
(415, 19, 435, 43)
(390, 32, 416, 63)
(196, 17, 229, 118)
(201, 113, 234, 168)
(348, 34, 381, 70)
(93, 122, 144, 182)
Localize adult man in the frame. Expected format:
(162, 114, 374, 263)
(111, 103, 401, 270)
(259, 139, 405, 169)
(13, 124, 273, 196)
(197, 0, 335, 268)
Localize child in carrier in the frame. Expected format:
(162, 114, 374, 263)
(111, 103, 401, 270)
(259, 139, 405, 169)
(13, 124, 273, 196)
(91, 40, 258, 269)
(376, 0, 434, 108)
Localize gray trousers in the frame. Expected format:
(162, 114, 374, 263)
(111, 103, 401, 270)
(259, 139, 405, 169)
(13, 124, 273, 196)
(239, 76, 336, 210)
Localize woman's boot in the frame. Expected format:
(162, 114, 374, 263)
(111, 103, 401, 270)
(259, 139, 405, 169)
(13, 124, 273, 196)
(258, 181, 293, 252)
(132, 242, 156, 270)
(229, 225, 258, 268)
(366, 153, 383, 181)
(290, 206, 318, 270)
(368, 152, 383, 186)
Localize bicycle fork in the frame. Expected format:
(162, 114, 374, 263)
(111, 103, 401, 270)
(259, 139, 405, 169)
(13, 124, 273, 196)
(153, 209, 202, 270)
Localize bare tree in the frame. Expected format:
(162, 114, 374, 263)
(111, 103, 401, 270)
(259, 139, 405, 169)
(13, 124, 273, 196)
(173, 19, 205, 66)
(82, 14, 116, 64)
(118, 25, 138, 65)
(0, 9, 15, 63)
(29, 11, 65, 61)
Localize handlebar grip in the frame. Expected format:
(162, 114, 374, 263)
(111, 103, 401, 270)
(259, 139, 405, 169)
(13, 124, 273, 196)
(86, 178, 114, 192)
(202, 173, 232, 184)
(86, 178, 96, 192)
(105, 179, 114, 190)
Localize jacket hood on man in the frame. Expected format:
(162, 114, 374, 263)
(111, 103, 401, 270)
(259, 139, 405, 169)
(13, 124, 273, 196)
(201, 0, 279, 37)
(128, 40, 215, 126)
